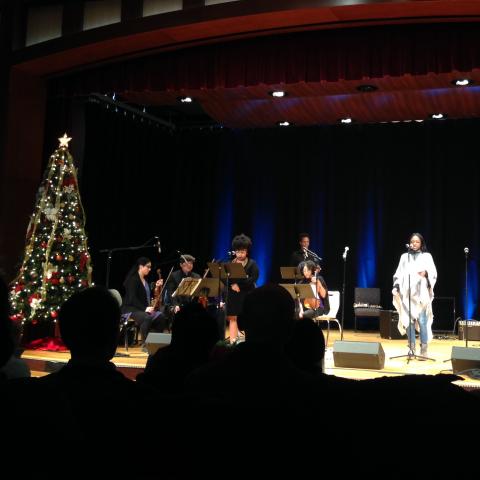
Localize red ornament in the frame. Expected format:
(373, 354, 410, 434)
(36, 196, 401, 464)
(62, 176, 76, 187)
(67, 275, 75, 284)
(51, 278, 60, 285)
(50, 311, 58, 319)
(55, 254, 63, 262)
(41, 241, 48, 248)
(14, 284, 24, 293)
(79, 252, 89, 272)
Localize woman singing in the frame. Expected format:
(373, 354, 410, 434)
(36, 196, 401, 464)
(226, 234, 259, 344)
(392, 233, 437, 357)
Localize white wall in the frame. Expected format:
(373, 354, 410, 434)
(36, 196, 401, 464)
(26, 4, 63, 46)
(143, 0, 183, 17)
(83, 0, 122, 31)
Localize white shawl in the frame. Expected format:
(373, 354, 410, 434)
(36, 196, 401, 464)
(392, 251, 437, 341)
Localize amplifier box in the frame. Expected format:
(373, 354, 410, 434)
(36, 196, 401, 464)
(458, 321, 480, 341)
(379, 310, 406, 340)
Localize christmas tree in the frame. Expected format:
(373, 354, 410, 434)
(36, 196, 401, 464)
(10, 134, 92, 331)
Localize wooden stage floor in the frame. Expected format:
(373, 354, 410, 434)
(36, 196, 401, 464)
(21, 330, 480, 389)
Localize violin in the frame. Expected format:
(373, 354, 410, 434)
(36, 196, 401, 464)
(198, 261, 212, 308)
(151, 268, 164, 311)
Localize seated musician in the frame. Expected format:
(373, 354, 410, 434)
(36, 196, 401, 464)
(164, 254, 201, 314)
(297, 260, 329, 319)
(122, 257, 168, 346)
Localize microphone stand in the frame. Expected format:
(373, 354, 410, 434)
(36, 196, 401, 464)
(305, 247, 322, 264)
(341, 248, 347, 340)
(99, 237, 157, 288)
(464, 248, 469, 348)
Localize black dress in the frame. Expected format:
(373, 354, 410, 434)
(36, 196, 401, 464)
(225, 258, 260, 316)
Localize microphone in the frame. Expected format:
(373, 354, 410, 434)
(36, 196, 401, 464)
(305, 248, 322, 262)
(227, 250, 236, 257)
(405, 243, 412, 250)
(342, 246, 349, 260)
(464, 247, 469, 254)
(154, 236, 161, 254)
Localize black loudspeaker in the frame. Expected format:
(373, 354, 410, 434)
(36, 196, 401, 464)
(379, 310, 406, 339)
(451, 346, 480, 374)
(144, 332, 172, 355)
(333, 341, 385, 370)
(458, 321, 480, 341)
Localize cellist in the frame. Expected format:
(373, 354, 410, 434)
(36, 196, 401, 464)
(297, 260, 329, 319)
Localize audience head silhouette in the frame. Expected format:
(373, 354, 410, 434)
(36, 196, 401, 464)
(170, 303, 220, 354)
(59, 286, 120, 362)
(286, 318, 325, 374)
(238, 284, 295, 345)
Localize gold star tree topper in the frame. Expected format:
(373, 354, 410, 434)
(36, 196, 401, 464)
(58, 133, 72, 148)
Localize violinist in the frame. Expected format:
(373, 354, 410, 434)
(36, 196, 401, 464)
(122, 257, 168, 347)
(164, 254, 201, 314)
(225, 234, 259, 344)
(297, 260, 329, 319)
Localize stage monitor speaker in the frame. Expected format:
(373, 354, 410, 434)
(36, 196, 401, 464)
(144, 332, 172, 355)
(379, 310, 406, 340)
(333, 341, 385, 370)
(451, 346, 480, 374)
(458, 321, 480, 341)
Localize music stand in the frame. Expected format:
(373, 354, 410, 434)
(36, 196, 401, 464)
(280, 266, 303, 283)
(192, 277, 224, 298)
(172, 277, 200, 298)
(280, 283, 316, 319)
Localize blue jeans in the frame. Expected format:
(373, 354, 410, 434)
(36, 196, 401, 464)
(406, 309, 429, 346)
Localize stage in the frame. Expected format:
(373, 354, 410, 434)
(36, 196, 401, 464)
(21, 330, 480, 390)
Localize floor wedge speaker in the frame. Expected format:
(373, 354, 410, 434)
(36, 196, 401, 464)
(451, 346, 480, 374)
(333, 341, 385, 370)
(144, 332, 172, 355)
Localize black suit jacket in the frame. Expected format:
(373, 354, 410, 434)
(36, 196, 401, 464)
(122, 274, 149, 313)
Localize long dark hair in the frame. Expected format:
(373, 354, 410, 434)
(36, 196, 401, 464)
(123, 257, 151, 286)
(410, 233, 428, 252)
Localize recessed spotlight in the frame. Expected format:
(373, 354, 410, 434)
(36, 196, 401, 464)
(430, 113, 446, 120)
(452, 79, 474, 87)
(178, 96, 194, 103)
(338, 118, 353, 124)
(277, 121, 291, 127)
(356, 84, 378, 93)
(269, 91, 287, 98)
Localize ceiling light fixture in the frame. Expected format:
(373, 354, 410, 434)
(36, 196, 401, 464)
(356, 84, 378, 93)
(430, 113, 446, 120)
(452, 79, 474, 87)
(277, 121, 291, 127)
(339, 118, 353, 124)
(178, 96, 194, 103)
(269, 91, 287, 98)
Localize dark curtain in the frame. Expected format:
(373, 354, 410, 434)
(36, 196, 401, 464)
(79, 101, 480, 328)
